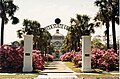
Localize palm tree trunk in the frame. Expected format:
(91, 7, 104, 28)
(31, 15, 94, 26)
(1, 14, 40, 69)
(1, 17, 4, 46)
(71, 40, 74, 51)
(112, 19, 117, 53)
(106, 22, 110, 49)
(112, 7, 117, 53)
(71, 33, 74, 51)
(75, 41, 77, 52)
(0, 1, 4, 46)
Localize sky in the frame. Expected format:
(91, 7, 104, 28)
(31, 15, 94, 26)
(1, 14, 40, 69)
(0, 0, 120, 44)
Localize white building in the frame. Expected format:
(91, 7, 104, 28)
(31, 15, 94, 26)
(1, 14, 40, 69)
(51, 29, 64, 58)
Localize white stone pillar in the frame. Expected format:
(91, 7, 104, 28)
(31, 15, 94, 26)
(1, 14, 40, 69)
(23, 35, 33, 72)
(82, 36, 92, 72)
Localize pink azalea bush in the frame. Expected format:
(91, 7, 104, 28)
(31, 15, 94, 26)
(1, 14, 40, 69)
(32, 50, 45, 70)
(45, 54, 54, 61)
(60, 51, 82, 67)
(60, 51, 77, 61)
(91, 48, 105, 69)
(60, 48, 119, 71)
(92, 48, 119, 71)
(72, 51, 82, 67)
(0, 45, 23, 72)
(0, 45, 45, 72)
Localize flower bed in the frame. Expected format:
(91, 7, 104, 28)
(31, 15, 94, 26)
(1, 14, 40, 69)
(60, 48, 119, 71)
(0, 45, 45, 72)
(32, 50, 45, 70)
(91, 48, 119, 71)
(60, 51, 78, 61)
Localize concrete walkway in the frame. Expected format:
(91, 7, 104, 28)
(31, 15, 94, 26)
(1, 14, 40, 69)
(35, 61, 120, 79)
(35, 61, 78, 79)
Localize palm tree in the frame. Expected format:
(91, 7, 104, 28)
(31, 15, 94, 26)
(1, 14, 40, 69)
(17, 19, 52, 51)
(37, 28, 52, 52)
(94, 0, 119, 52)
(94, 6, 111, 49)
(64, 14, 97, 52)
(0, 0, 19, 45)
(71, 15, 95, 43)
(68, 25, 76, 51)
(70, 16, 82, 51)
(80, 15, 95, 36)
(110, 0, 119, 52)
(17, 19, 41, 49)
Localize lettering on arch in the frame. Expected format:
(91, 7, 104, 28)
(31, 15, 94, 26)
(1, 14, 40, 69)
(44, 24, 69, 30)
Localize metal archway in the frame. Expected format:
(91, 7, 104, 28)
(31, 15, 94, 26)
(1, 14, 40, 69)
(44, 24, 69, 30)
(44, 18, 69, 30)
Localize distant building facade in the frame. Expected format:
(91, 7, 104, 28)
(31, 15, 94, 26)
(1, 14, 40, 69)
(51, 29, 64, 58)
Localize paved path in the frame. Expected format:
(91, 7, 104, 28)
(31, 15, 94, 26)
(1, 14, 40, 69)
(34, 61, 120, 79)
(35, 61, 78, 79)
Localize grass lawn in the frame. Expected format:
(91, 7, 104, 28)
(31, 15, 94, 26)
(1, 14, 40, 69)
(63, 61, 82, 72)
(64, 61, 119, 78)
(76, 74, 119, 78)
(0, 74, 38, 78)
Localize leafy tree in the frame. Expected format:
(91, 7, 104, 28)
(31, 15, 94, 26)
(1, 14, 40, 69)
(0, 0, 19, 45)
